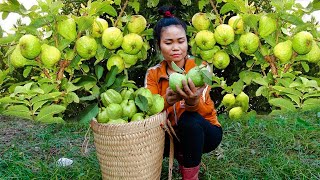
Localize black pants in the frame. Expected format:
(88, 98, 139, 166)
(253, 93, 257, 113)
(164, 111, 223, 168)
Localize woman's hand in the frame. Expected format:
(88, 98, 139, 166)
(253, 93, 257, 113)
(175, 78, 206, 106)
(166, 87, 182, 106)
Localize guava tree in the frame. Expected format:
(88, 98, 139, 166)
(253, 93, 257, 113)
(0, 0, 319, 123)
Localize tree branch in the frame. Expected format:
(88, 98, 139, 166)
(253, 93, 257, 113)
(115, 0, 129, 27)
(209, 0, 223, 24)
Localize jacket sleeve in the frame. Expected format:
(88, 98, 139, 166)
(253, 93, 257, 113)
(185, 85, 217, 117)
(145, 69, 171, 110)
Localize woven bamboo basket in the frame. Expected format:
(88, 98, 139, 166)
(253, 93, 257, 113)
(90, 111, 167, 180)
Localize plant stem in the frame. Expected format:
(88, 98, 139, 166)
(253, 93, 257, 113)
(264, 55, 278, 76)
(115, 0, 129, 27)
(209, 0, 223, 24)
(57, 60, 71, 81)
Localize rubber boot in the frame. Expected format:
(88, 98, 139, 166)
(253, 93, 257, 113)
(180, 164, 200, 180)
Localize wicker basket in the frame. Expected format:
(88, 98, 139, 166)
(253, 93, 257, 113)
(90, 111, 167, 180)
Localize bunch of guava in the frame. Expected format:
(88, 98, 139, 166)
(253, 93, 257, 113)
(97, 87, 164, 124)
(221, 91, 249, 120)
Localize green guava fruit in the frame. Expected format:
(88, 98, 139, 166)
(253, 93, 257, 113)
(212, 50, 230, 69)
(19, 34, 41, 59)
(102, 27, 123, 50)
(169, 73, 187, 92)
(107, 118, 128, 124)
(130, 112, 145, 122)
(97, 108, 109, 123)
(117, 50, 139, 68)
(10, 45, 29, 68)
(192, 13, 211, 31)
(239, 32, 260, 55)
(147, 94, 165, 115)
(92, 17, 108, 38)
(121, 99, 137, 118)
(127, 15, 147, 34)
(75, 36, 97, 60)
(100, 89, 123, 107)
(186, 66, 205, 87)
(292, 31, 313, 55)
(57, 18, 77, 41)
(121, 33, 143, 55)
(236, 91, 249, 112)
(273, 40, 293, 63)
(106, 55, 125, 74)
(222, 93, 236, 108)
(305, 41, 320, 63)
(106, 103, 123, 120)
(135, 87, 154, 108)
(199, 46, 220, 63)
(120, 87, 135, 100)
(40, 44, 61, 67)
(229, 106, 243, 120)
(195, 30, 216, 50)
(214, 24, 235, 45)
(258, 15, 277, 38)
(228, 15, 244, 34)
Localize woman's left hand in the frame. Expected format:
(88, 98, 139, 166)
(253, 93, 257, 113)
(175, 78, 206, 106)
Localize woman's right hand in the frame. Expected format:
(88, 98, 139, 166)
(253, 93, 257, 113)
(166, 87, 182, 106)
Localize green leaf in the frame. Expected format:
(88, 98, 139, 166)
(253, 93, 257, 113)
(171, 61, 184, 73)
(95, 43, 106, 62)
(201, 69, 212, 86)
(0, 96, 28, 105)
(23, 66, 32, 78)
(269, 98, 296, 111)
(198, 0, 209, 11)
(36, 105, 66, 123)
(95, 65, 104, 80)
(303, 92, 320, 99)
(29, 15, 54, 28)
(65, 92, 79, 103)
(104, 65, 118, 87)
(57, 38, 73, 51)
(2, 105, 32, 120)
(220, 3, 238, 14)
(78, 103, 99, 124)
(114, 0, 121, 5)
(76, 16, 94, 32)
(135, 94, 149, 112)
(243, 14, 259, 31)
(79, 95, 98, 101)
(231, 80, 244, 95)
(30, 92, 62, 105)
(253, 77, 269, 86)
(280, 13, 304, 26)
(272, 86, 303, 97)
(255, 86, 268, 97)
(285, 94, 301, 107)
(147, 0, 159, 7)
(239, 71, 262, 85)
(99, 3, 117, 17)
(0, 34, 20, 45)
(33, 100, 48, 112)
(180, 0, 191, 6)
(229, 40, 242, 60)
(81, 64, 90, 73)
(301, 61, 310, 73)
(128, 0, 140, 13)
(302, 98, 320, 111)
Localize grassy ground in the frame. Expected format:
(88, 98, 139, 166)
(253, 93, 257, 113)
(0, 109, 319, 180)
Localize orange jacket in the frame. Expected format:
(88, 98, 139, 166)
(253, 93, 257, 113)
(145, 58, 220, 127)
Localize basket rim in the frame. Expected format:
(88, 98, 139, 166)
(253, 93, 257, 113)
(91, 111, 167, 135)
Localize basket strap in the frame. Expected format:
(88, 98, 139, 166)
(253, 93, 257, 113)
(160, 120, 174, 180)
(81, 125, 91, 156)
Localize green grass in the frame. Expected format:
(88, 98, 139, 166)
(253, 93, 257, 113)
(1, 109, 319, 179)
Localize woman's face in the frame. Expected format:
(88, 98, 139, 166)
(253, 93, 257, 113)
(159, 25, 188, 63)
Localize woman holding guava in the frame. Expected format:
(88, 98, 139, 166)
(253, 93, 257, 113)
(144, 6, 223, 180)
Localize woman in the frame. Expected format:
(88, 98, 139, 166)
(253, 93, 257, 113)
(144, 6, 222, 180)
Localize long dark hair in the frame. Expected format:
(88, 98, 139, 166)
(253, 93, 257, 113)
(153, 6, 187, 48)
